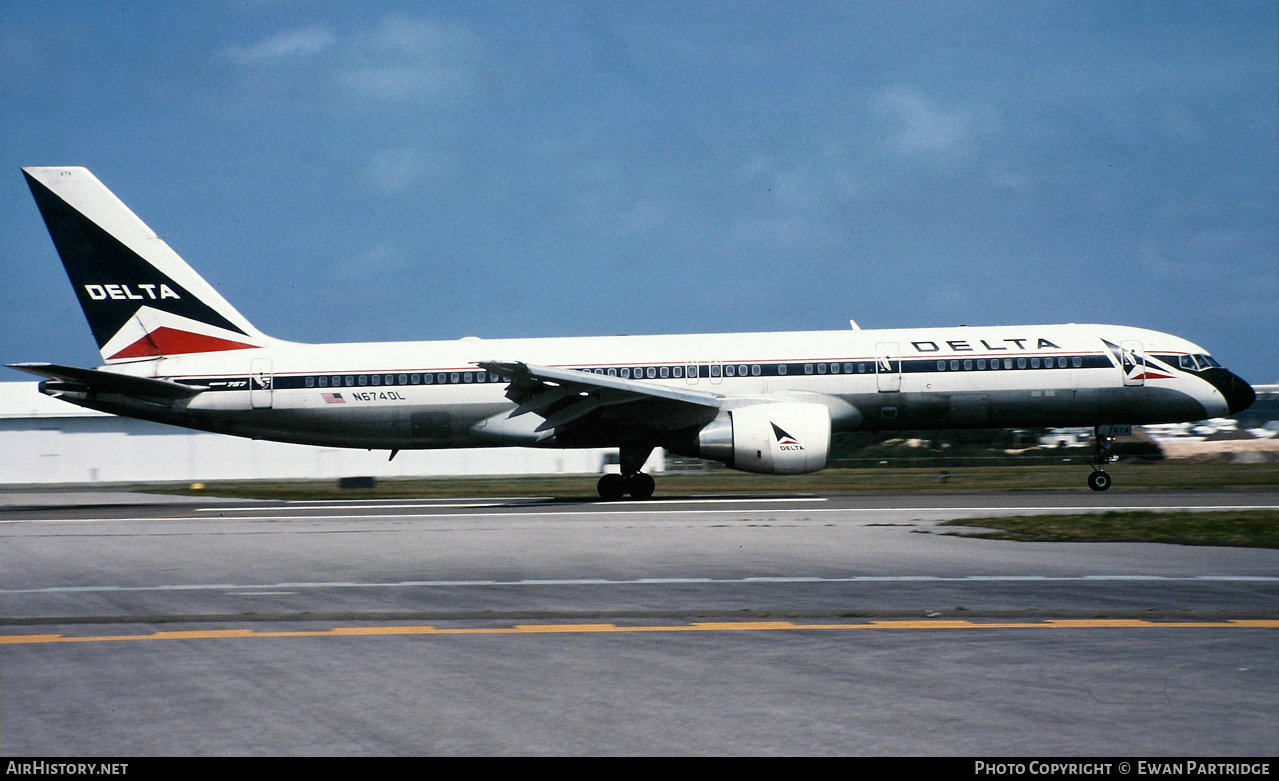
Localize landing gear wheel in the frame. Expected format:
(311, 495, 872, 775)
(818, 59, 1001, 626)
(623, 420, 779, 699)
(1087, 470, 1112, 492)
(597, 473, 626, 501)
(625, 472, 656, 500)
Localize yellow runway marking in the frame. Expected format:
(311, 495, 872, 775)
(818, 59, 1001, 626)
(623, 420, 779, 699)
(2, 618, 1278, 645)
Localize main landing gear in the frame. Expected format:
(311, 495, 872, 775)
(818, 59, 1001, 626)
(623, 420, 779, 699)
(1088, 424, 1119, 492)
(597, 445, 656, 500)
(597, 471, 655, 501)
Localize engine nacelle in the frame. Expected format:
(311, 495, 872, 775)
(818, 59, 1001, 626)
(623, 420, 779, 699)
(694, 402, 831, 474)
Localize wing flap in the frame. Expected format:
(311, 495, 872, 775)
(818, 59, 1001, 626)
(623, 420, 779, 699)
(479, 360, 721, 408)
(477, 360, 722, 435)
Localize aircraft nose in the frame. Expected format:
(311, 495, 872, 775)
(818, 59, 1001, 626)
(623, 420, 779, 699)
(1205, 370, 1256, 415)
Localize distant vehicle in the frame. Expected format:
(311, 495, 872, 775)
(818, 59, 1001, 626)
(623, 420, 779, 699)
(11, 167, 1255, 496)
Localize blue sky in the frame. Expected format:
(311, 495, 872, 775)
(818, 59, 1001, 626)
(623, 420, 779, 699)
(2, 1, 1276, 383)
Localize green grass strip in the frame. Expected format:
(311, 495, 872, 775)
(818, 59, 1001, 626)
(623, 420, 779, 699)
(941, 510, 1279, 548)
(146, 462, 1279, 500)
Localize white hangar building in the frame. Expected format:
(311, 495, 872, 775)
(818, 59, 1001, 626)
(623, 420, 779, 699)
(0, 382, 649, 485)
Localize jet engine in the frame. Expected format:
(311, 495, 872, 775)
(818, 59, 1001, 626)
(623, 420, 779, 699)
(692, 402, 830, 474)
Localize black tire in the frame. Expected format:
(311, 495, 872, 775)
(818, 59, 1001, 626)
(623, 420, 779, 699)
(626, 472, 656, 500)
(597, 473, 626, 501)
(1087, 470, 1112, 492)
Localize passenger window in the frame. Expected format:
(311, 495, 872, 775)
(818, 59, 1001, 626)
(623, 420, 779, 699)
(1016, 358, 1027, 369)
(1057, 358, 1066, 368)
(621, 368, 630, 378)
(725, 365, 736, 377)
(804, 364, 813, 375)
(963, 360, 972, 371)
(371, 375, 381, 385)
(660, 366, 669, 378)
(608, 368, 617, 376)
(829, 363, 839, 374)
(950, 360, 959, 371)
(647, 367, 656, 379)
(1030, 358, 1040, 368)
(476, 372, 486, 382)
(843, 363, 853, 373)
(858, 363, 867, 373)
(318, 376, 328, 387)
(673, 366, 683, 378)
(778, 364, 787, 375)
(358, 375, 368, 386)
(751, 365, 761, 376)
(937, 361, 947, 371)
(450, 373, 459, 384)
(817, 363, 826, 374)
(1071, 357, 1081, 368)
(306, 377, 315, 387)
(977, 360, 986, 370)
(737, 364, 747, 376)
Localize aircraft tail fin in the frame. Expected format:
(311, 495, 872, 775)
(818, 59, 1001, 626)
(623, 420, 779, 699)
(22, 166, 274, 364)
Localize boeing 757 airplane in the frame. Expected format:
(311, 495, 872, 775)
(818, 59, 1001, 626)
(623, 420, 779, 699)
(10, 167, 1256, 497)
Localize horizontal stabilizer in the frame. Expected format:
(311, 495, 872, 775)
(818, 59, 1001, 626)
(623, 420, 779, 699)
(6, 362, 206, 399)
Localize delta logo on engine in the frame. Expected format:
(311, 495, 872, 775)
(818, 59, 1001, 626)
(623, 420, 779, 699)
(772, 423, 803, 450)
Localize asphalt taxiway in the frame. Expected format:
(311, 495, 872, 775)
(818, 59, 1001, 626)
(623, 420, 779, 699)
(2, 489, 1277, 755)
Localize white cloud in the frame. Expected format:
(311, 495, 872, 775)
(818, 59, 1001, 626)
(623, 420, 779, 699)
(221, 16, 483, 108)
(225, 25, 335, 66)
(363, 148, 453, 194)
(872, 86, 984, 161)
(336, 15, 482, 103)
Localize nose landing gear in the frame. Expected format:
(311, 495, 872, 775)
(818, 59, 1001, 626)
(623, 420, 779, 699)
(1088, 424, 1123, 491)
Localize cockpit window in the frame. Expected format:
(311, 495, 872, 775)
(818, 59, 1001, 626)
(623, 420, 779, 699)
(1167, 353, 1223, 372)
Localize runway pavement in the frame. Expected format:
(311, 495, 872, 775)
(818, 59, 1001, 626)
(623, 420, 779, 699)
(2, 489, 1277, 755)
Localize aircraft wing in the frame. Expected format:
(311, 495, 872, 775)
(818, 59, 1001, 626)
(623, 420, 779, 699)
(476, 360, 722, 434)
(7, 362, 207, 400)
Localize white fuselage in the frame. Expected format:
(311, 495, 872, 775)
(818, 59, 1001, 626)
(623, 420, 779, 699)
(75, 322, 1233, 452)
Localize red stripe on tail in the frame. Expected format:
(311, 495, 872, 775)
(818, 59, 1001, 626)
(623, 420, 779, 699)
(108, 327, 258, 360)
